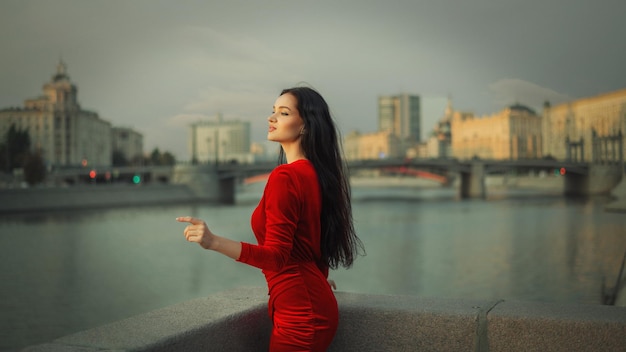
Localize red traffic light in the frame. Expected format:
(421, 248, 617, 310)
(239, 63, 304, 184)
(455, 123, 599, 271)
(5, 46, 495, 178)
(89, 170, 97, 179)
(559, 167, 566, 176)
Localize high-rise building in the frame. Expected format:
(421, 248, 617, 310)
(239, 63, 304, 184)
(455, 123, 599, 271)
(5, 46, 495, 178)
(378, 94, 421, 142)
(0, 60, 115, 167)
(342, 93, 421, 160)
(189, 113, 251, 164)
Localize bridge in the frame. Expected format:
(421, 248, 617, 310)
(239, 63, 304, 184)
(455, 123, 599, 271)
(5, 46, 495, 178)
(46, 157, 622, 204)
(216, 158, 622, 202)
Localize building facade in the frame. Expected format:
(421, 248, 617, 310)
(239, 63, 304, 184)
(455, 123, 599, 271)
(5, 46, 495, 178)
(189, 114, 252, 164)
(112, 126, 144, 163)
(542, 88, 626, 162)
(343, 130, 401, 161)
(0, 61, 115, 167)
(451, 104, 542, 160)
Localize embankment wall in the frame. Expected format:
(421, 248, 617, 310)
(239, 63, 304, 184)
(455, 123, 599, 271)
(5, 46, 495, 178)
(2, 174, 624, 214)
(0, 184, 201, 214)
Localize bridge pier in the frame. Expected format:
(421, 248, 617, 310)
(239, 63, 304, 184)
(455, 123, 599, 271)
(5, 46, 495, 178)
(606, 174, 626, 212)
(459, 162, 486, 199)
(564, 164, 623, 196)
(218, 176, 236, 205)
(171, 164, 237, 204)
(171, 164, 220, 202)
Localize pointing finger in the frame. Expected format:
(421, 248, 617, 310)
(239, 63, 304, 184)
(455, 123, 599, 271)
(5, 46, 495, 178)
(176, 216, 204, 225)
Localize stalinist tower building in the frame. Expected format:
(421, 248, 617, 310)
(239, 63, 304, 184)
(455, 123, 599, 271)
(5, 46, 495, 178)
(0, 61, 113, 167)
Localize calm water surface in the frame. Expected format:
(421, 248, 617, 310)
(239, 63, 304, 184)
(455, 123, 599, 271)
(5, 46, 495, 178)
(1, 184, 625, 350)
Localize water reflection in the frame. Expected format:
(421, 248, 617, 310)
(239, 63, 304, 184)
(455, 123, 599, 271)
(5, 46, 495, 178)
(1, 188, 625, 351)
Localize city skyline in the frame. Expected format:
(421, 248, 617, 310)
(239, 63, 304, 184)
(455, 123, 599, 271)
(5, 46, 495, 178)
(1, 0, 624, 161)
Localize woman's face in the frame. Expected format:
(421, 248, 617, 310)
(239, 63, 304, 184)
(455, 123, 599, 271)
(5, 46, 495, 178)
(267, 93, 305, 144)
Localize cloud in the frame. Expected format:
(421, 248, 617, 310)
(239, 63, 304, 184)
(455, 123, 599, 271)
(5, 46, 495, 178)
(2, 0, 624, 163)
(183, 86, 272, 116)
(162, 86, 278, 159)
(173, 25, 304, 82)
(167, 113, 214, 126)
(487, 78, 571, 113)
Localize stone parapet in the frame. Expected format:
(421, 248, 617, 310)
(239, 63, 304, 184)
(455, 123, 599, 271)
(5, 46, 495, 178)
(22, 286, 626, 352)
(487, 300, 625, 351)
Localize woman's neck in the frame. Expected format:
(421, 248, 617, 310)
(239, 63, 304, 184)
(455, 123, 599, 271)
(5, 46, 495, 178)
(281, 142, 306, 164)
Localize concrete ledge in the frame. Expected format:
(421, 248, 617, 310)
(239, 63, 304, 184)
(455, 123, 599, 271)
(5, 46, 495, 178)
(329, 292, 495, 352)
(488, 300, 626, 352)
(22, 287, 626, 352)
(22, 287, 271, 352)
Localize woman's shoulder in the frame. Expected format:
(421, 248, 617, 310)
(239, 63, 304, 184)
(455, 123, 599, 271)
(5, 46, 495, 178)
(269, 160, 315, 181)
(273, 159, 313, 173)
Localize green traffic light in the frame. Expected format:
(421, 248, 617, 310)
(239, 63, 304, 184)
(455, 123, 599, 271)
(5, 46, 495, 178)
(133, 175, 141, 184)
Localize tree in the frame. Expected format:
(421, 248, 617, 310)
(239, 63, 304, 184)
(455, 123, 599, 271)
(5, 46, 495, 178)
(3, 124, 31, 172)
(112, 150, 129, 166)
(161, 151, 176, 166)
(130, 154, 149, 167)
(0, 143, 7, 173)
(150, 148, 161, 165)
(124, 148, 176, 167)
(23, 151, 46, 185)
(148, 148, 176, 166)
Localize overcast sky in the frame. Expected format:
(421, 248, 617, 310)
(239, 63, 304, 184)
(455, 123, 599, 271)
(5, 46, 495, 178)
(1, 0, 624, 160)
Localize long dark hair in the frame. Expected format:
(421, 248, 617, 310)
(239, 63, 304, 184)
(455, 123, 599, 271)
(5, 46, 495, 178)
(278, 86, 364, 269)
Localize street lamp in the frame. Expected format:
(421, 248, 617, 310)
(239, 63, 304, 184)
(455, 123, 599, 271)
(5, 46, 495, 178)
(214, 129, 219, 167)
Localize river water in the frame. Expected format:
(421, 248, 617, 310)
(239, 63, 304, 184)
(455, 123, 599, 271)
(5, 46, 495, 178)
(1, 182, 625, 351)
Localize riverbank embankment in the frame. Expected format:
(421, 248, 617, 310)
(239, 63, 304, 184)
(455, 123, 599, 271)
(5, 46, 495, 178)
(0, 183, 200, 214)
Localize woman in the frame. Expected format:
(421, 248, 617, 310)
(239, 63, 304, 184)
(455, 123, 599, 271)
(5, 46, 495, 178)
(177, 86, 363, 351)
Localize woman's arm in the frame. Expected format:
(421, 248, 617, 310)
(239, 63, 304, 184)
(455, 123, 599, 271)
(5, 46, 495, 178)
(237, 169, 299, 271)
(176, 216, 242, 260)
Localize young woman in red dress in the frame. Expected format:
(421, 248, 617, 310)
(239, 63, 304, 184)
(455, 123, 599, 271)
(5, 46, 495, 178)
(177, 86, 363, 351)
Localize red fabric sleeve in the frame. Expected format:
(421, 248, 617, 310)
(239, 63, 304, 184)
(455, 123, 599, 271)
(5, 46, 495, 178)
(238, 168, 300, 271)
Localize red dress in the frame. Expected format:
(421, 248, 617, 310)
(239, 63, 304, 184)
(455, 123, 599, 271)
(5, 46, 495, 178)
(238, 159, 338, 351)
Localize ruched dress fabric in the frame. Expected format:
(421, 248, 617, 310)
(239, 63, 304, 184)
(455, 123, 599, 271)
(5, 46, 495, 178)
(238, 159, 338, 352)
